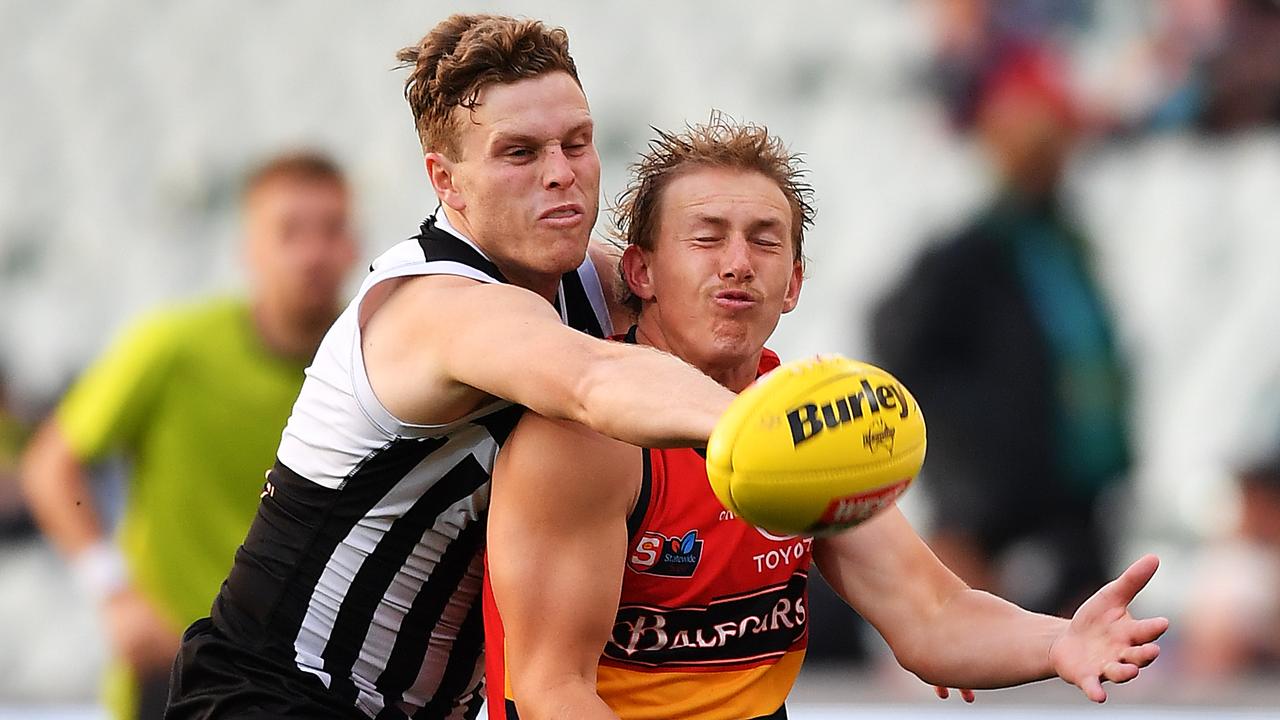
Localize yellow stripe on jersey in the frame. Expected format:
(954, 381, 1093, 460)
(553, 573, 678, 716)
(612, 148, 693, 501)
(595, 649, 804, 720)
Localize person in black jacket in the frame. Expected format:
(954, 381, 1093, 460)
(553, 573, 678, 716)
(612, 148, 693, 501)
(872, 47, 1131, 617)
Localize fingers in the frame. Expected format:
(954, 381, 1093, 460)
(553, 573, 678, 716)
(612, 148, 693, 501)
(1079, 675, 1107, 703)
(933, 686, 976, 703)
(1120, 642, 1161, 668)
(1105, 554, 1160, 606)
(1130, 616, 1171, 644)
(1102, 661, 1140, 684)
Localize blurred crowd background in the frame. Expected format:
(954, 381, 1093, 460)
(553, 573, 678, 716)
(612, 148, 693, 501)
(2, 0, 1279, 716)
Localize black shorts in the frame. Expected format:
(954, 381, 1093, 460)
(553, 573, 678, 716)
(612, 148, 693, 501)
(166, 617, 366, 720)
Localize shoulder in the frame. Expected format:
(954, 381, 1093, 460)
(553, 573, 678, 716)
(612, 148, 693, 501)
(497, 411, 641, 507)
(586, 241, 634, 330)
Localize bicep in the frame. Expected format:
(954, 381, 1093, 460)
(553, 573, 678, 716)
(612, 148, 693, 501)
(425, 281, 623, 420)
(813, 506, 966, 649)
(487, 413, 637, 690)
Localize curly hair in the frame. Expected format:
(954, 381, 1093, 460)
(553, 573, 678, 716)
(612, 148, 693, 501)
(613, 112, 815, 312)
(396, 14, 581, 158)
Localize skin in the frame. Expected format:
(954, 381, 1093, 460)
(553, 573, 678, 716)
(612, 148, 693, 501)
(243, 175, 358, 357)
(489, 165, 1170, 720)
(621, 166, 803, 392)
(21, 174, 357, 675)
(359, 71, 736, 447)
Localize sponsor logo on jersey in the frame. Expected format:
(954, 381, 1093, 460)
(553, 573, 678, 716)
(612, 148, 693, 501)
(786, 379, 909, 446)
(752, 536, 812, 573)
(605, 573, 808, 667)
(628, 529, 704, 577)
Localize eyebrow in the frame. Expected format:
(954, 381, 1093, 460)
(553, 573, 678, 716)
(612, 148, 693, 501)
(690, 213, 785, 232)
(491, 120, 594, 149)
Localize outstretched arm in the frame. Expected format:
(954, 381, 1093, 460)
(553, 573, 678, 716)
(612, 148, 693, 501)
(363, 275, 731, 448)
(815, 507, 1168, 702)
(488, 412, 639, 720)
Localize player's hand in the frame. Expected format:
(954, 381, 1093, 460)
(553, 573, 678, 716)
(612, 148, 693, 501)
(103, 586, 181, 673)
(1049, 554, 1170, 703)
(933, 686, 975, 703)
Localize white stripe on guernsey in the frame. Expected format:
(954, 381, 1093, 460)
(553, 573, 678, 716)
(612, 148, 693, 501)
(292, 427, 495, 680)
(398, 551, 486, 710)
(350, 478, 492, 718)
(576, 255, 615, 337)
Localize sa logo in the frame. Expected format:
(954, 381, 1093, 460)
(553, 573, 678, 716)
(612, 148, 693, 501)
(628, 530, 703, 578)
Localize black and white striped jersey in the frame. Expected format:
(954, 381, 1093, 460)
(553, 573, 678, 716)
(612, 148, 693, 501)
(209, 211, 611, 720)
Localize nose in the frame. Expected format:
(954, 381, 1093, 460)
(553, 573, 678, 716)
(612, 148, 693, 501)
(720, 236, 755, 283)
(542, 145, 575, 190)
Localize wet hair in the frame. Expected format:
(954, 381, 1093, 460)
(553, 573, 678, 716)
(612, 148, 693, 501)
(613, 112, 814, 312)
(396, 14, 581, 158)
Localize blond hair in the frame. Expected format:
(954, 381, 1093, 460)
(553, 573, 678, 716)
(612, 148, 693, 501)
(613, 113, 814, 311)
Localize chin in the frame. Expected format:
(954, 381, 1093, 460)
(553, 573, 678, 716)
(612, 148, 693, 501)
(702, 329, 757, 365)
(542, 234, 590, 273)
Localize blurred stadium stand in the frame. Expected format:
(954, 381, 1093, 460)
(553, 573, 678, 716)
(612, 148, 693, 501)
(2, 0, 1278, 714)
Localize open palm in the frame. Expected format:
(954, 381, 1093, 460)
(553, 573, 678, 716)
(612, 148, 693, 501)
(1049, 554, 1170, 702)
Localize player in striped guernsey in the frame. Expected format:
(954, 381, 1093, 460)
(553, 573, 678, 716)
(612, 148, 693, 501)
(166, 15, 743, 720)
(485, 117, 1171, 719)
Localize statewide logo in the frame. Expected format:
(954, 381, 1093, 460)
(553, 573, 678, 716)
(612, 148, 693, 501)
(862, 418, 896, 455)
(628, 530, 704, 577)
(785, 378, 910, 446)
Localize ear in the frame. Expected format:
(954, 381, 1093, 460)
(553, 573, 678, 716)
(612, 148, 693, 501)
(621, 245, 655, 304)
(781, 259, 804, 314)
(425, 152, 466, 211)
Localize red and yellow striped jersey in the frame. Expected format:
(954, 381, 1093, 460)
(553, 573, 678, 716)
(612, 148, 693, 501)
(487, 349, 814, 719)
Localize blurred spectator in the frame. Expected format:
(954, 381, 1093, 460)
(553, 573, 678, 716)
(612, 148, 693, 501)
(20, 151, 357, 720)
(927, 0, 1094, 130)
(0, 371, 33, 538)
(1182, 446, 1280, 676)
(871, 46, 1131, 616)
(1108, 0, 1280, 134)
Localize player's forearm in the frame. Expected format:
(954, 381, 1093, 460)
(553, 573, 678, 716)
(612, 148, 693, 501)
(573, 342, 733, 448)
(19, 422, 108, 557)
(512, 675, 619, 720)
(896, 588, 1064, 689)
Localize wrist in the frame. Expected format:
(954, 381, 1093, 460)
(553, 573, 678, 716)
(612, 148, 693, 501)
(70, 540, 129, 603)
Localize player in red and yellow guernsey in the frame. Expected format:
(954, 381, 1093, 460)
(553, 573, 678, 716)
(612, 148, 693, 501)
(488, 332, 806, 719)
(485, 116, 1170, 720)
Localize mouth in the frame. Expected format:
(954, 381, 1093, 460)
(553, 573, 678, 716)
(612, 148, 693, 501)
(538, 203, 585, 227)
(714, 289, 759, 310)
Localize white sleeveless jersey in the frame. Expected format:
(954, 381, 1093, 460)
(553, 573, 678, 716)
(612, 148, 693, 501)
(210, 211, 611, 720)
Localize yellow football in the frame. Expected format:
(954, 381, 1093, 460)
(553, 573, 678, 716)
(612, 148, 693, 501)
(706, 355, 926, 536)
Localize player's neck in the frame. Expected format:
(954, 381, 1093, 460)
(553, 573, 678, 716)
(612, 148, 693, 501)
(441, 206, 560, 302)
(633, 315, 761, 394)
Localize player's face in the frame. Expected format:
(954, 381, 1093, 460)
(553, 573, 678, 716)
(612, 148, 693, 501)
(625, 167, 803, 371)
(245, 178, 357, 322)
(433, 72, 600, 287)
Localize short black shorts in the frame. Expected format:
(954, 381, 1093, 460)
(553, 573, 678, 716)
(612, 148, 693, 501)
(166, 617, 366, 720)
